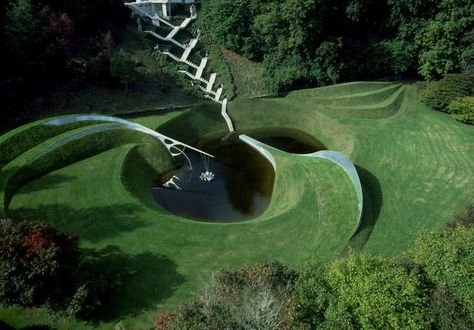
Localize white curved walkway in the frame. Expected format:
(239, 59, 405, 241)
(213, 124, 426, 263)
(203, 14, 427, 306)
(239, 135, 363, 233)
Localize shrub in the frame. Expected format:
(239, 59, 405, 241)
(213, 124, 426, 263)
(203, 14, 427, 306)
(430, 287, 474, 330)
(162, 261, 297, 329)
(447, 96, 474, 124)
(154, 310, 174, 330)
(449, 205, 474, 229)
(85, 55, 111, 83)
(293, 263, 338, 327)
(64, 275, 110, 319)
(419, 74, 474, 112)
(110, 49, 137, 89)
(263, 54, 313, 95)
(0, 219, 79, 307)
(325, 253, 433, 329)
(408, 226, 474, 323)
(313, 39, 344, 86)
(0, 219, 108, 318)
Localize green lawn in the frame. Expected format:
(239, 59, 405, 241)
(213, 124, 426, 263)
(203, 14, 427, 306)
(0, 82, 473, 329)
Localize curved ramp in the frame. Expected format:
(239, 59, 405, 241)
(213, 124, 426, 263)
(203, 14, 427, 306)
(239, 134, 363, 235)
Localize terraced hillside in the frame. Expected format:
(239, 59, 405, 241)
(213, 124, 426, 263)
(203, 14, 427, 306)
(0, 82, 473, 329)
(287, 81, 406, 118)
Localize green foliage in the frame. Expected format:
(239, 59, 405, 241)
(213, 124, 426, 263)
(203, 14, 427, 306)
(293, 263, 336, 327)
(201, 0, 323, 93)
(3, 0, 62, 82)
(408, 227, 474, 322)
(0, 219, 109, 318)
(461, 29, 474, 74)
(419, 74, 474, 112)
(202, 0, 474, 93)
(430, 287, 474, 330)
(65, 276, 110, 319)
(198, 0, 262, 60)
(313, 40, 344, 86)
(326, 253, 433, 329)
(253, 0, 318, 58)
(168, 241, 474, 329)
(263, 54, 313, 95)
(0, 219, 79, 308)
(85, 55, 111, 83)
(4, 0, 45, 60)
(447, 96, 474, 124)
(195, 32, 236, 100)
(110, 49, 137, 89)
(417, 0, 474, 80)
(161, 261, 297, 329)
(449, 205, 474, 229)
(0, 0, 130, 130)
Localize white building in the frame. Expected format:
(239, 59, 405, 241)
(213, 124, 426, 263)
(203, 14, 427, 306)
(128, 0, 195, 18)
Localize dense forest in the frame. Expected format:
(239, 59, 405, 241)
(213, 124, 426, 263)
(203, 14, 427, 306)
(200, 0, 474, 94)
(1, 0, 473, 127)
(0, 0, 129, 129)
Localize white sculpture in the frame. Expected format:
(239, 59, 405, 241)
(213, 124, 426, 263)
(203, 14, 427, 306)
(200, 171, 215, 182)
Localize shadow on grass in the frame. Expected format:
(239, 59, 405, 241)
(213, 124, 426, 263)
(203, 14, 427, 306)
(16, 174, 77, 194)
(158, 103, 225, 144)
(0, 321, 53, 330)
(82, 245, 184, 321)
(347, 165, 383, 250)
(8, 203, 151, 244)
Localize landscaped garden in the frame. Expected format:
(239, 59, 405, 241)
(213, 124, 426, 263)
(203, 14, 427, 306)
(1, 0, 473, 329)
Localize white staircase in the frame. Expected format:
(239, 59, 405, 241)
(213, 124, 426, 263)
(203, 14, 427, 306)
(126, 2, 235, 133)
(196, 57, 208, 79)
(206, 73, 217, 92)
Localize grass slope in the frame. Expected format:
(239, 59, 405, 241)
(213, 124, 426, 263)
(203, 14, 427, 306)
(1, 82, 473, 328)
(0, 106, 359, 328)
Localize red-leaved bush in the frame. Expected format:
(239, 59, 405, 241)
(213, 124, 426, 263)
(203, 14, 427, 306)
(0, 220, 107, 318)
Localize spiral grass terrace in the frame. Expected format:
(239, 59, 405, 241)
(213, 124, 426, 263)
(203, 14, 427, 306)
(0, 82, 473, 329)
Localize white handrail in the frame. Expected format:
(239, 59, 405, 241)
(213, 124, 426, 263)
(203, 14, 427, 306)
(125, 2, 235, 133)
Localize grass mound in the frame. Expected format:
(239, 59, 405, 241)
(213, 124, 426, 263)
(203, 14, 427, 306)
(0, 81, 472, 329)
(287, 81, 405, 118)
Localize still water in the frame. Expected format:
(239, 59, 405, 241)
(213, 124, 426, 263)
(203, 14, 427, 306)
(151, 130, 327, 223)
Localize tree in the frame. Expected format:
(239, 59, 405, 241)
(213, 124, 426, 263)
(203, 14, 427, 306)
(48, 12, 75, 52)
(198, 0, 263, 60)
(0, 220, 108, 318)
(408, 226, 474, 322)
(293, 263, 338, 327)
(326, 253, 433, 329)
(417, 0, 474, 80)
(110, 49, 137, 89)
(313, 39, 344, 85)
(159, 261, 297, 329)
(0, 219, 79, 308)
(461, 29, 474, 74)
(4, 0, 45, 62)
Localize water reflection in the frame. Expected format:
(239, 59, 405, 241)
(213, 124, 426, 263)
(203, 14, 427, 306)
(151, 140, 274, 222)
(151, 129, 327, 223)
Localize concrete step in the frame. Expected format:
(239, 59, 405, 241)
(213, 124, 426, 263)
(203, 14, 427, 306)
(206, 73, 217, 92)
(215, 86, 223, 102)
(195, 57, 208, 79)
(166, 26, 180, 39)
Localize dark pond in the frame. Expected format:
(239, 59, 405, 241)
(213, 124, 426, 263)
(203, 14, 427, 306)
(151, 129, 327, 223)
